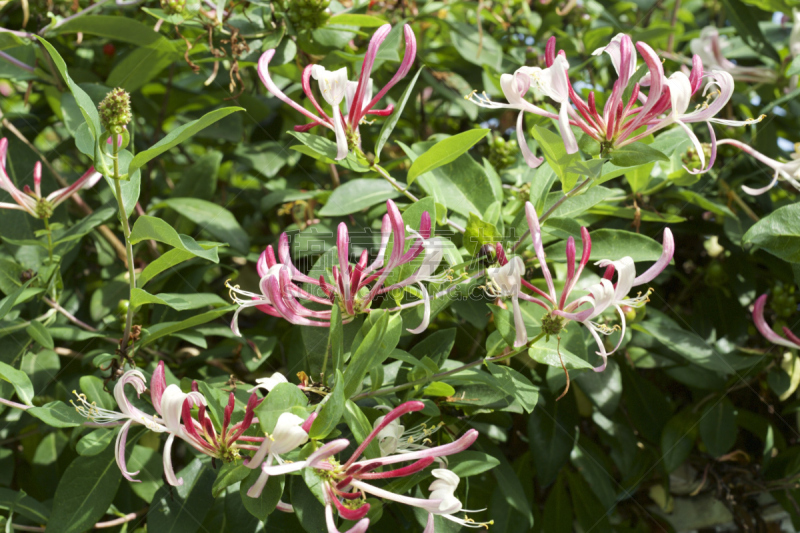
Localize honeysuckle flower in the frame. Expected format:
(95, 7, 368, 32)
(73, 362, 261, 486)
(689, 27, 777, 84)
(256, 401, 484, 528)
(257, 24, 416, 160)
(753, 294, 800, 349)
(244, 411, 315, 498)
(0, 138, 102, 219)
(716, 139, 800, 195)
(227, 199, 448, 333)
(486, 202, 674, 370)
(372, 411, 445, 456)
(467, 34, 762, 172)
(248, 372, 289, 393)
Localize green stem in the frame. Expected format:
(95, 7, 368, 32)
(352, 333, 544, 401)
(513, 177, 592, 251)
(111, 134, 136, 357)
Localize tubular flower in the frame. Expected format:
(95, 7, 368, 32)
(257, 24, 416, 159)
(467, 34, 762, 172)
(716, 139, 800, 195)
(72, 362, 261, 486)
(486, 202, 674, 371)
(753, 294, 800, 349)
(253, 401, 487, 530)
(227, 199, 447, 334)
(0, 138, 102, 219)
(244, 411, 315, 498)
(689, 27, 777, 83)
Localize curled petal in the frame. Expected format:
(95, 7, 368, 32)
(753, 294, 800, 349)
(524, 202, 557, 303)
(151, 361, 167, 416)
(632, 228, 674, 286)
(115, 419, 140, 482)
(344, 401, 425, 468)
(353, 429, 479, 469)
(516, 111, 543, 168)
(163, 433, 184, 486)
(258, 50, 327, 127)
(407, 283, 431, 334)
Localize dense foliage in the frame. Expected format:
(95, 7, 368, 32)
(1, 0, 800, 531)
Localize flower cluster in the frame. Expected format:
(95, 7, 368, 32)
(73, 367, 485, 532)
(0, 137, 102, 219)
(258, 23, 416, 160)
(227, 199, 449, 334)
(486, 202, 674, 371)
(468, 33, 762, 173)
(250, 400, 488, 533)
(72, 362, 266, 486)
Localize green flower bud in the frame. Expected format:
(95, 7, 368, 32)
(98, 87, 132, 135)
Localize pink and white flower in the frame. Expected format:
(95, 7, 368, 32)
(487, 202, 674, 370)
(73, 362, 262, 486)
(716, 139, 800, 195)
(253, 401, 486, 531)
(753, 293, 800, 349)
(468, 34, 762, 173)
(257, 24, 416, 159)
(227, 199, 446, 333)
(690, 27, 777, 84)
(0, 137, 102, 218)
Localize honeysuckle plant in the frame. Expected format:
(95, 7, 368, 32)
(4, 1, 800, 531)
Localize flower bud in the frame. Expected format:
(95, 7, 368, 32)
(98, 88, 132, 135)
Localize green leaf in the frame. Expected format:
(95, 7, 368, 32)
(212, 463, 250, 498)
(422, 381, 456, 397)
(76, 428, 115, 456)
(0, 278, 34, 322)
(128, 108, 243, 176)
(0, 489, 50, 523)
(130, 215, 219, 263)
(661, 409, 699, 472)
(463, 212, 501, 258)
(528, 394, 578, 487)
(721, 0, 781, 63)
(620, 363, 671, 443)
(609, 142, 669, 167)
(28, 401, 86, 428)
(147, 458, 215, 533)
(79, 375, 114, 410)
(406, 129, 489, 186)
(318, 179, 401, 216)
(542, 475, 572, 533)
(448, 451, 500, 477)
(239, 468, 285, 520)
(0, 361, 34, 406)
(531, 125, 582, 191)
(343, 311, 402, 398)
(486, 363, 539, 413)
(138, 248, 196, 287)
(139, 306, 233, 347)
(36, 37, 102, 139)
(700, 399, 737, 457)
(45, 446, 121, 533)
(528, 328, 593, 370)
(255, 382, 309, 434)
(743, 203, 800, 263)
(375, 67, 424, 160)
(157, 198, 250, 254)
(309, 370, 346, 439)
(130, 288, 228, 311)
(327, 13, 387, 26)
(343, 400, 381, 459)
(25, 321, 54, 349)
(53, 15, 169, 46)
